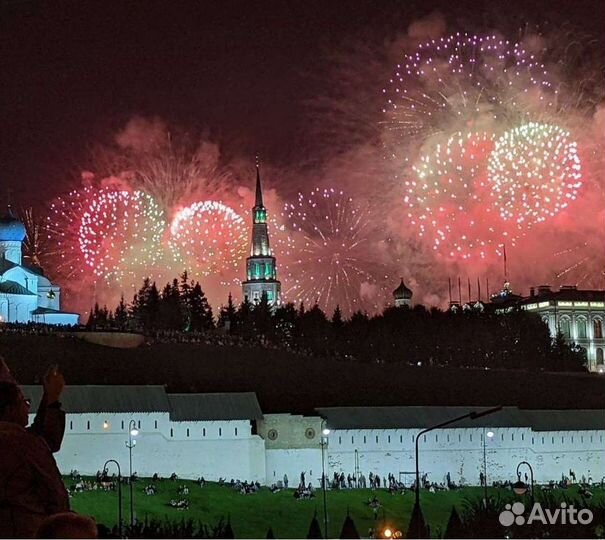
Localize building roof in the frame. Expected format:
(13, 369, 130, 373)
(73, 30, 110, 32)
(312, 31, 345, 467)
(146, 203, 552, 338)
(22, 385, 171, 414)
(31, 307, 78, 316)
(0, 280, 37, 296)
(0, 206, 26, 242)
(316, 406, 605, 431)
(21, 386, 263, 420)
(168, 392, 263, 421)
(393, 279, 412, 299)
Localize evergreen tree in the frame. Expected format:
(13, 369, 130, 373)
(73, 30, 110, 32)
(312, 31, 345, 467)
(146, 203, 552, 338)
(253, 291, 273, 337)
(114, 293, 129, 330)
(331, 305, 344, 329)
(339, 513, 359, 539)
(306, 513, 323, 539)
(407, 499, 429, 539)
(179, 271, 192, 331)
(159, 279, 183, 330)
(190, 282, 214, 331)
(218, 293, 237, 331)
(444, 506, 465, 539)
(236, 297, 254, 338)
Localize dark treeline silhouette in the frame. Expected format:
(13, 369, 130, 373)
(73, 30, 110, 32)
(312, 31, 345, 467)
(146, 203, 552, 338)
(86, 274, 586, 372)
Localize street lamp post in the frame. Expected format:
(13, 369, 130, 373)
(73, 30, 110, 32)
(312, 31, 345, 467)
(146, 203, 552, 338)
(125, 420, 139, 528)
(513, 461, 535, 502)
(320, 419, 330, 539)
(482, 428, 494, 506)
(102, 459, 123, 538)
(413, 406, 502, 537)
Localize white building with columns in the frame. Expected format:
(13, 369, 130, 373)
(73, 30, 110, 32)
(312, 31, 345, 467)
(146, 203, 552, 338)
(0, 206, 78, 325)
(24, 386, 605, 487)
(494, 285, 605, 372)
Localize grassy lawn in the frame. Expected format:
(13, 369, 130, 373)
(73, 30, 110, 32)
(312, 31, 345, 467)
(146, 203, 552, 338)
(66, 478, 604, 538)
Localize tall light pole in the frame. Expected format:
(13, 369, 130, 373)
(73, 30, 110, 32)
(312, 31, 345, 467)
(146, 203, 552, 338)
(125, 420, 139, 528)
(102, 459, 122, 538)
(413, 406, 502, 538)
(482, 428, 494, 506)
(320, 418, 330, 539)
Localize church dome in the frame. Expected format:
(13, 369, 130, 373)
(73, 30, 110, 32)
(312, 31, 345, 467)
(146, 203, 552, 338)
(393, 279, 412, 300)
(0, 207, 26, 242)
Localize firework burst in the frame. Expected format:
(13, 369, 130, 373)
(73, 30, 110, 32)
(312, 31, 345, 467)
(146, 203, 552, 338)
(168, 201, 247, 277)
(79, 189, 167, 283)
(487, 122, 582, 227)
(279, 188, 387, 315)
(382, 33, 557, 148)
(406, 131, 516, 259)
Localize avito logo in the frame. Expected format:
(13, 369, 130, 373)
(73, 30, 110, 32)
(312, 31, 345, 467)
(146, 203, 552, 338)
(499, 502, 593, 527)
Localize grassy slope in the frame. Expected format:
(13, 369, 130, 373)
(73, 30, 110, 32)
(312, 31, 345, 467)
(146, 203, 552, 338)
(67, 479, 604, 538)
(2, 334, 603, 412)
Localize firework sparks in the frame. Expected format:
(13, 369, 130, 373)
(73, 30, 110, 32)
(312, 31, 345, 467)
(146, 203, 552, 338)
(406, 131, 515, 259)
(382, 33, 557, 147)
(168, 201, 247, 277)
(487, 122, 582, 227)
(79, 189, 166, 283)
(279, 188, 386, 315)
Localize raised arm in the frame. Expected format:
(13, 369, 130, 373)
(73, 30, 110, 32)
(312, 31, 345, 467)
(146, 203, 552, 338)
(29, 365, 66, 453)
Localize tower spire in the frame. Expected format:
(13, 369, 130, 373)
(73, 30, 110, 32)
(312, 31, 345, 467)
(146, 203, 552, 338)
(255, 156, 264, 208)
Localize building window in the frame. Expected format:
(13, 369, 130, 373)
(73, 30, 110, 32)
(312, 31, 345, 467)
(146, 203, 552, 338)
(70, 421, 73, 430)
(235, 427, 238, 436)
(138, 420, 141, 429)
(577, 318, 587, 339)
(186, 428, 190, 437)
(560, 317, 571, 340)
(469, 434, 472, 442)
(363, 436, 367, 444)
(521, 433, 524, 441)
(339, 436, 342, 444)
(388, 435, 391, 443)
(423, 435, 426, 442)
(170, 428, 173, 437)
(551, 437, 554, 444)
(203, 428, 206, 437)
(597, 348, 604, 365)
(458, 434, 461, 442)
(376, 436, 379, 444)
(511, 434, 514, 441)
(351, 436, 354, 444)
(594, 319, 603, 339)
(447, 434, 450, 442)
(541, 437, 544, 444)
(121, 421, 124, 430)
(219, 427, 222, 437)
(154, 420, 158, 429)
(435, 435, 438, 443)
(399, 435, 402, 443)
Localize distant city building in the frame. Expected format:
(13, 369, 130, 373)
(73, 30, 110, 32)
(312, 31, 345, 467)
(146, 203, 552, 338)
(493, 284, 605, 373)
(0, 206, 78, 325)
(392, 279, 412, 308)
(242, 165, 281, 306)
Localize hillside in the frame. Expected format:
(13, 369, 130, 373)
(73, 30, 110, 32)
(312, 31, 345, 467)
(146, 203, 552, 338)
(1, 334, 602, 413)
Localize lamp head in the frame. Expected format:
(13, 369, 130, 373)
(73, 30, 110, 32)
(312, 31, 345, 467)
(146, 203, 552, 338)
(486, 430, 494, 438)
(513, 479, 527, 496)
(130, 428, 139, 437)
(322, 428, 330, 436)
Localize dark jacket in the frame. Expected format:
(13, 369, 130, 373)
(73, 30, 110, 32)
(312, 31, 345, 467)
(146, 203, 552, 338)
(0, 400, 69, 538)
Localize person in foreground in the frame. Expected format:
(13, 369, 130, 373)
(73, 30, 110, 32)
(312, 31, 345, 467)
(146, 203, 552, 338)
(0, 358, 70, 538)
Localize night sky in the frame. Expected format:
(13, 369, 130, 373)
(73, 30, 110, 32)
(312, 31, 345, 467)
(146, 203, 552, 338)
(1, 0, 602, 207)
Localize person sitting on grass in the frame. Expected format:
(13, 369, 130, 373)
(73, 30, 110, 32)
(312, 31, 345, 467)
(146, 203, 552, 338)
(0, 358, 70, 538)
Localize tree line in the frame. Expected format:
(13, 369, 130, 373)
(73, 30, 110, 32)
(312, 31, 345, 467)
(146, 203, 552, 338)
(86, 273, 587, 372)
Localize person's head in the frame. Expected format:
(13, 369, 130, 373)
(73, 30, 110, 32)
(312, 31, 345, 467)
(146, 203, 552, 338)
(0, 381, 30, 426)
(35, 512, 98, 539)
